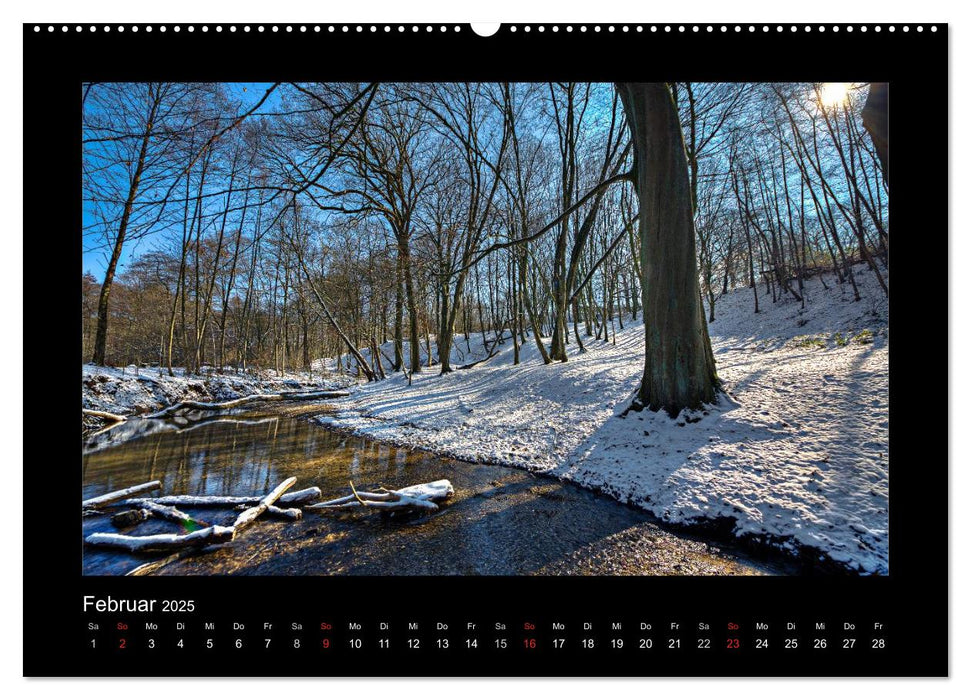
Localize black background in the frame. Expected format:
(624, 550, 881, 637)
(23, 22, 948, 677)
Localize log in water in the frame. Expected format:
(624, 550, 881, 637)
(127, 487, 321, 508)
(85, 525, 235, 552)
(233, 477, 297, 531)
(82, 480, 161, 509)
(82, 404, 784, 576)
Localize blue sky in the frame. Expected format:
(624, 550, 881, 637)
(82, 82, 281, 282)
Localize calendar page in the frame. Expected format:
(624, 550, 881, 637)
(23, 21, 946, 677)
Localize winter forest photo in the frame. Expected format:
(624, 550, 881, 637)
(81, 81, 890, 577)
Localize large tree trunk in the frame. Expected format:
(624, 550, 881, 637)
(91, 235, 125, 366)
(861, 82, 889, 186)
(398, 234, 422, 374)
(616, 82, 719, 416)
(393, 254, 404, 372)
(437, 285, 453, 374)
(437, 264, 473, 375)
(519, 247, 551, 364)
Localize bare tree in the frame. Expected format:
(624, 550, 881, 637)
(617, 82, 719, 415)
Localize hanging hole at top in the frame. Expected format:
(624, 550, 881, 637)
(471, 23, 501, 37)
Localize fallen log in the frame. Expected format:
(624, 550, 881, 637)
(82, 480, 162, 509)
(83, 408, 128, 424)
(234, 503, 303, 520)
(85, 525, 235, 553)
(266, 505, 303, 520)
(306, 479, 453, 509)
(126, 486, 321, 509)
(279, 390, 350, 400)
(306, 479, 454, 513)
(110, 509, 150, 528)
(176, 416, 280, 434)
(348, 481, 439, 512)
(396, 479, 455, 501)
(146, 394, 283, 418)
(352, 492, 440, 512)
(146, 390, 352, 419)
(305, 491, 392, 508)
(233, 477, 297, 531)
(126, 500, 210, 529)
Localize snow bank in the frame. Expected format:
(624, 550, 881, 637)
(558, 342, 888, 574)
(312, 329, 503, 377)
(82, 364, 349, 417)
(320, 264, 890, 574)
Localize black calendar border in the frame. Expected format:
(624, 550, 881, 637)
(23, 23, 948, 677)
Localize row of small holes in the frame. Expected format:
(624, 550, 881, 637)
(511, 25, 936, 33)
(33, 24, 939, 33)
(34, 25, 464, 33)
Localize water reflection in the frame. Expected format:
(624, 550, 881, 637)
(82, 408, 430, 502)
(81, 405, 784, 577)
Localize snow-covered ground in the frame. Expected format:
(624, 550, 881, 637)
(311, 329, 501, 377)
(319, 265, 890, 574)
(82, 364, 349, 418)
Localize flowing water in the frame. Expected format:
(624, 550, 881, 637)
(82, 402, 789, 576)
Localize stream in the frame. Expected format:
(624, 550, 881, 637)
(82, 402, 791, 576)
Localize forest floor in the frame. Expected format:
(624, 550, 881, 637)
(318, 264, 890, 574)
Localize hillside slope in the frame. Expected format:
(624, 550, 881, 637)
(320, 265, 889, 573)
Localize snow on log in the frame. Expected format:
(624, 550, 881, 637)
(125, 486, 321, 509)
(82, 480, 162, 509)
(305, 492, 391, 508)
(279, 390, 350, 400)
(126, 499, 210, 529)
(85, 525, 235, 553)
(233, 503, 303, 520)
(396, 479, 454, 501)
(306, 479, 453, 513)
(233, 477, 297, 531)
(266, 505, 303, 520)
(146, 390, 351, 419)
(83, 408, 128, 424)
(349, 493, 439, 512)
(146, 394, 284, 418)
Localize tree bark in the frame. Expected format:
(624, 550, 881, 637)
(82, 480, 162, 509)
(86, 526, 235, 553)
(616, 82, 719, 415)
(861, 82, 889, 187)
(393, 254, 405, 371)
(136, 487, 321, 508)
(398, 234, 422, 374)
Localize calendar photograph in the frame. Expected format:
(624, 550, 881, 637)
(80, 79, 890, 578)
